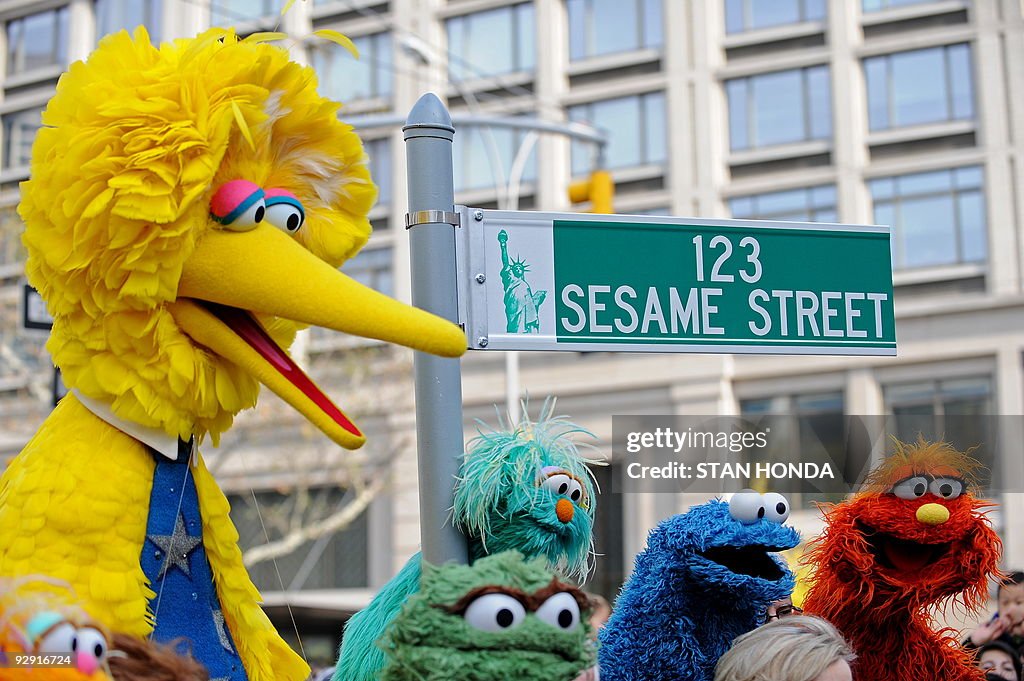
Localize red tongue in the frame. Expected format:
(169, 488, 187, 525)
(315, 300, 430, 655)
(207, 303, 362, 437)
(883, 539, 934, 573)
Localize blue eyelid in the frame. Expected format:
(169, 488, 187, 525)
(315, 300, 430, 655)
(265, 195, 305, 221)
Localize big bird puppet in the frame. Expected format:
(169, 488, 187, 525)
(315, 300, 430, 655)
(0, 27, 466, 681)
(802, 439, 1002, 681)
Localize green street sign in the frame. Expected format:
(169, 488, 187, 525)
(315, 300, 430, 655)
(457, 208, 896, 356)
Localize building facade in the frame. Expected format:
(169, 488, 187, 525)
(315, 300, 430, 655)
(1, 0, 1023, 660)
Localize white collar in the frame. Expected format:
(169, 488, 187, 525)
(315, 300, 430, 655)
(72, 389, 186, 462)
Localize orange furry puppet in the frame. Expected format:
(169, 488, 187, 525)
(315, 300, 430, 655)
(803, 439, 1001, 681)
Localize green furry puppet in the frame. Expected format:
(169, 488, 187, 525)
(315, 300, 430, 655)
(335, 404, 597, 681)
(379, 551, 595, 681)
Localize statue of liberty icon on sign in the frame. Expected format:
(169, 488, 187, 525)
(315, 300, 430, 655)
(498, 229, 546, 333)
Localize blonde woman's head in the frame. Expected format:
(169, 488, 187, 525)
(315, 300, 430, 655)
(714, 615, 855, 681)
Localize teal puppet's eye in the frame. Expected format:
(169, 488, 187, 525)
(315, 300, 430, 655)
(463, 593, 526, 633)
(542, 474, 572, 497)
(535, 592, 581, 631)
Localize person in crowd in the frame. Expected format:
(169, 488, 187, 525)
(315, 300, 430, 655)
(588, 593, 612, 633)
(714, 615, 855, 681)
(966, 572, 1024, 654)
(975, 641, 1022, 681)
(764, 596, 803, 623)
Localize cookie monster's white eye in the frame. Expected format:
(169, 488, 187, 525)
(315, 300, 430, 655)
(762, 493, 790, 524)
(729, 489, 764, 524)
(892, 476, 930, 500)
(542, 474, 573, 497)
(264, 191, 305, 234)
(37, 621, 76, 652)
(536, 592, 581, 631)
(929, 477, 964, 500)
(463, 593, 526, 633)
(75, 627, 107, 662)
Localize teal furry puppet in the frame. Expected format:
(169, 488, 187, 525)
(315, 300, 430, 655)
(378, 551, 595, 681)
(335, 405, 597, 681)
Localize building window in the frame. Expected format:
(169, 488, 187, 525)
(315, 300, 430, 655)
(569, 92, 666, 174)
(567, 0, 662, 61)
(343, 247, 393, 298)
(741, 391, 845, 508)
(0, 205, 25, 268)
(730, 185, 837, 223)
(727, 66, 831, 151)
(725, 0, 826, 34)
(884, 376, 994, 474)
(364, 138, 391, 208)
(447, 4, 534, 80)
(2, 108, 43, 171)
(6, 7, 69, 76)
(210, 0, 276, 23)
(864, 44, 973, 131)
(95, 0, 161, 41)
(862, 0, 942, 11)
(229, 488, 369, 590)
(453, 124, 538, 193)
(869, 166, 985, 270)
(312, 32, 392, 103)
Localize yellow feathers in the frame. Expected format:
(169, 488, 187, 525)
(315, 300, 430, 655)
(19, 27, 375, 443)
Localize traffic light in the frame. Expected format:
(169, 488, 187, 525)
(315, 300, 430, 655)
(569, 169, 614, 214)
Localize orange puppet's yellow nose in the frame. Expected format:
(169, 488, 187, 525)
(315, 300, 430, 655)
(916, 503, 950, 526)
(556, 498, 575, 524)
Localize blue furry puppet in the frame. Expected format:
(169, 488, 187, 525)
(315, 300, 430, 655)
(599, 491, 800, 681)
(334, 404, 598, 681)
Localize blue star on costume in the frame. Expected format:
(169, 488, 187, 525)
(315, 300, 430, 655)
(141, 438, 247, 680)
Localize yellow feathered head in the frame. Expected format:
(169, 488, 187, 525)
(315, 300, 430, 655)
(20, 28, 464, 446)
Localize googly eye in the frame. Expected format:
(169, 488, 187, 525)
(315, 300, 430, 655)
(75, 627, 107, 662)
(264, 190, 305, 234)
(463, 593, 526, 633)
(535, 592, 581, 631)
(210, 179, 266, 231)
(892, 476, 930, 500)
(567, 479, 585, 504)
(929, 477, 964, 500)
(541, 474, 572, 497)
(762, 493, 790, 524)
(728, 489, 764, 524)
(37, 621, 76, 653)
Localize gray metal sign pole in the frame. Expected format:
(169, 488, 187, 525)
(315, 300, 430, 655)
(403, 93, 468, 567)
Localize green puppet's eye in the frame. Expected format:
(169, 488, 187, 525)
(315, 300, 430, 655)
(464, 593, 526, 633)
(535, 592, 581, 631)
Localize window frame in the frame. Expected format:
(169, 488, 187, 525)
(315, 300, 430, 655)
(310, 31, 393, 104)
(5, 6, 70, 77)
(868, 165, 986, 270)
(724, 0, 826, 34)
(863, 43, 975, 132)
(446, 3, 535, 81)
(725, 65, 832, 152)
(567, 0, 663, 62)
(568, 91, 667, 175)
(729, 185, 838, 223)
